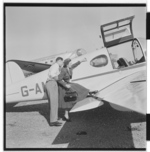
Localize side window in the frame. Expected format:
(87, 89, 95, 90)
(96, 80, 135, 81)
(90, 55, 108, 67)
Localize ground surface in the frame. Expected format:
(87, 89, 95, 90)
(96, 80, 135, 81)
(5, 100, 146, 149)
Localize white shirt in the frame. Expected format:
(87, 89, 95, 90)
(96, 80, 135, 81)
(47, 62, 60, 81)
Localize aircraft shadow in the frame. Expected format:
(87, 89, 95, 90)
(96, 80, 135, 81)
(5, 101, 146, 149)
(5, 102, 64, 126)
(52, 101, 146, 149)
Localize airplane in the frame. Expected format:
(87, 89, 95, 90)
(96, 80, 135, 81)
(6, 15, 146, 115)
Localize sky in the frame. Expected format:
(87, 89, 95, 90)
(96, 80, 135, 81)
(5, 6, 146, 61)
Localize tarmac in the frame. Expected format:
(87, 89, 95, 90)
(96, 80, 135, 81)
(5, 99, 146, 149)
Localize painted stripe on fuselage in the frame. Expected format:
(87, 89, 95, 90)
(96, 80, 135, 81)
(72, 63, 146, 82)
(6, 92, 19, 96)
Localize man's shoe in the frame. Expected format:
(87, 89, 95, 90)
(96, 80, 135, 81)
(50, 121, 62, 126)
(57, 117, 61, 120)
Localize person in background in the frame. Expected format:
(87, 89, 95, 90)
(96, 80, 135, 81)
(57, 58, 98, 122)
(45, 57, 63, 126)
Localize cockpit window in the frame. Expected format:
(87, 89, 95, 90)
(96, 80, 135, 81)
(76, 48, 86, 56)
(90, 55, 108, 67)
(69, 48, 87, 59)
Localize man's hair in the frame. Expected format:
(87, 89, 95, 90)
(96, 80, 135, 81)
(56, 57, 63, 62)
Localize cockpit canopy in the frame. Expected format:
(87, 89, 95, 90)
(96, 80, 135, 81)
(69, 48, 87, 59)
(101, 16, 134, 48)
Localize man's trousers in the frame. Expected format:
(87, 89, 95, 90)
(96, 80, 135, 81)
(46, 80, 58, 123)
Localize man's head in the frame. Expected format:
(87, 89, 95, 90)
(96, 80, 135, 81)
(56, 57, 63, 67)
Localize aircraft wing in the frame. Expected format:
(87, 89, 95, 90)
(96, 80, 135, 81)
(96, 70, 146, 115)
(70, 97, 104, 113)
(7, 60, 50, 73)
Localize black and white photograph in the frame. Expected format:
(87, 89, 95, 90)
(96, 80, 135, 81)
(4, 1, 147, 150)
